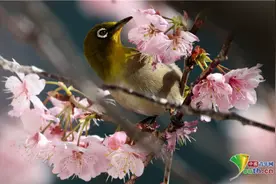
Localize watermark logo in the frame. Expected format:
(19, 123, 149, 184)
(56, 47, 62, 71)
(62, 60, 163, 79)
(229, 153, 275, 181)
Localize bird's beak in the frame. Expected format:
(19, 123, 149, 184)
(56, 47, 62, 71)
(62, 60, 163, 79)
(109, 16, 133, 35)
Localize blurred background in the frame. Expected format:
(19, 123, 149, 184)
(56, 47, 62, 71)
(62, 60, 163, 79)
(0, 1, 275, 184)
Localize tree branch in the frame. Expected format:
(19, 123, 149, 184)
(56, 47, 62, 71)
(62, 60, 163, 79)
(102, 84, 275, 132)
(0, 56, 72, 84)
(162, 151, 173, 184)
(180, 11, 206, 96)
(179, 57, 193, 96)
(189, 11, 206, 35)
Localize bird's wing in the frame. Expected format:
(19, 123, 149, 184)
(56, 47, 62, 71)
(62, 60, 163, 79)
(123, 50, 183, 103)
(107, 48, 184, 115)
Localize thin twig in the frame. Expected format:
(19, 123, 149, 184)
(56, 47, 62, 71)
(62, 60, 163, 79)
(163, 151, 174, 184)
(172, 15, 206, 183)
(180, 57, 193, 96)
(190, 11, 206, 35)
(102, 84, 275, 132)
(0, 56, 72, 84)
(180, 11, 206, 97)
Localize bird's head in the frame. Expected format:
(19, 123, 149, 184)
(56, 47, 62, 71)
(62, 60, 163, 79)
(84, 16, 133, 80)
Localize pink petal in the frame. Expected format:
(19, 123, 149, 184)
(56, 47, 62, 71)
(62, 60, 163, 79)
(224, 64, 264, 110)
(107, 131, 127, 150)
(130, 157, 144, 177)
(191, 73, 233, 111)
(20, 108, 42, 134)
(49, 97, 67, 108)
(78, 168, 92, 181)
(24, 74, 45, 96)
(128, 26, 150, 50)
(207, 73, 225, 83)
(30, 95, 47, 110)
(180, 31, 200, 42)
(149, 15, 169, 31)
(4, 76, 23, 96)
(9, 95, 30, 117)
(132, 8, 156, 25)
(132, 8, 169, 32)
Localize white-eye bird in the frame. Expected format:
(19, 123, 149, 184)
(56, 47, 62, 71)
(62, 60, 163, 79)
(84, 16, 184, 117)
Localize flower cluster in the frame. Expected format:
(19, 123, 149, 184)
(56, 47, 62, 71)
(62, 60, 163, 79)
(128, 8, 199, 68)
(0, 122, 54, 184)
(3, 61, 148, 181)
(191, 64, 264, 112)
(0, 6, 266, 184)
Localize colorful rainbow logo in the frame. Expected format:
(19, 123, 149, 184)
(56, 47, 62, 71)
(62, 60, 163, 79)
(229, 153, 250, 181)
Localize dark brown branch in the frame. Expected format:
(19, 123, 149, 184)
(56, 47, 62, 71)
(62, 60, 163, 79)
(163, 151, 173, 184)
(181, 106, 275, 132)
(180, 57, 194, 96)
(0, 56, 73, 84)
(190, 11, 206, 35)
(102, 84, 275, 133)
(179, 11, 206, 96)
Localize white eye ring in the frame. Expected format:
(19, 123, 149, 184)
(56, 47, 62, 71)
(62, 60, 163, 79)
(97, 28, 108, 38)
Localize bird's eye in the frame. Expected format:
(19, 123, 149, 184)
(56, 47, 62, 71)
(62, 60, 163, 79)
(97, 28, 108, 38)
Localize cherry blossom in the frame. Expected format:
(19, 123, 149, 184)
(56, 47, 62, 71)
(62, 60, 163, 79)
(4, 65, 45, 117)
(106, 145, 145, 180)
(106, 131, 128, 150)
(191, 73, 233, 112)
(128, 8, 169, 52)
(42, 124, 64, 145)
(49, 96, 103, 126)
(48, 96, 71, 116)
(24, 132, 54, 161)
(104, 131, 145, 180)
(166, 121, 198, 151)
(0, 119, 54, 184)
(224, 64, 264, 110)
(73, 98, 103, 125)
(138, 32, 171, 59)
(177, 121, 198, 142)
(145, 28, 199, 65)
(128, 25, 165, 51)
(128, 8, 198, 67)
(20, 105, 58, 135)
(49, 137, 108, 181)
(161, 31, 198, 64)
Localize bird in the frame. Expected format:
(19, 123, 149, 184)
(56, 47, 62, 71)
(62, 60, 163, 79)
(84, 16, 184, 120)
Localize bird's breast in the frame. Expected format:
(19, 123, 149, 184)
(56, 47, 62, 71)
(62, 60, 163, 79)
(107, 56, 184, 116)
